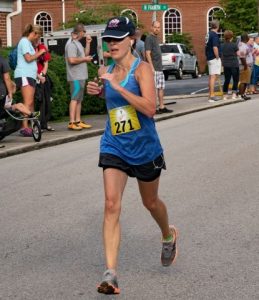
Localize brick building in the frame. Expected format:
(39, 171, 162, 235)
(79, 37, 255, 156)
(1, 0, 224, 71)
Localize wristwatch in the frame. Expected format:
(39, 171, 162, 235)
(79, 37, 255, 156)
(40, 72, 45, 77)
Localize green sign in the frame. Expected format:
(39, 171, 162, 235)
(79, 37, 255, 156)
(142, 4, 168, 11)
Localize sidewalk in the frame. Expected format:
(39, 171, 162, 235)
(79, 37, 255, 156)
(0, 94, 257, 159)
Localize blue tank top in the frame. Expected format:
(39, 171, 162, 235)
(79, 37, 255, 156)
(100, 58, 163, 165)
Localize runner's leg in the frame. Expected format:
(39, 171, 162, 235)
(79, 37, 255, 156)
(103, 168, 128, 269)
(138, 178, 171, 239)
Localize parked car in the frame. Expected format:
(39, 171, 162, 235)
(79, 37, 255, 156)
(160, 43, 199, 80)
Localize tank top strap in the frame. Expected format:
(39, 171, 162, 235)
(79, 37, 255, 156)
(107, 63, 115, 74)
(129, 58, 141, 75)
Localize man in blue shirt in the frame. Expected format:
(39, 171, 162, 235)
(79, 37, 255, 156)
(205, 20, 222, 102)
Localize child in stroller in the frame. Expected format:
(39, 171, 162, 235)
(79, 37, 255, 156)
(0, 82, 41, 142)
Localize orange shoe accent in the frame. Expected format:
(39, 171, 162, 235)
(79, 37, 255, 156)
(97, 282, 120, 295)
(68, 122, 82, 130)
(77, 121, 92, 129)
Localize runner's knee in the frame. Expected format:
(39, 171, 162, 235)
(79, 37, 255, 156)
(104, 194, 121, 215)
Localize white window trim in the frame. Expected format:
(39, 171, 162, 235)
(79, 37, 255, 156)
(34, 11, 53, 34)
(121, 9, 138, 25)
(162, 8, 182, 43)
(207, 6, 225, 33)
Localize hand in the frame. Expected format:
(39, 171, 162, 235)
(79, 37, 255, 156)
(39, 75, 46, 83)
(86, 35, 92, 43)
(85, 55, 93, 62)
(87, 79, 102, 95)
(100, 73, 120, 91)
(38, 48, 46, 56)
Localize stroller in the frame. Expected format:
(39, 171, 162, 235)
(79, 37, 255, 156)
(0, 97, 41, 142)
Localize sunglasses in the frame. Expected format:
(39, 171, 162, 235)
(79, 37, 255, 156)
(103, 37, 126, 43)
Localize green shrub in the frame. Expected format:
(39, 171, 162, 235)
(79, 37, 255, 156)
(0, 48, 106, 119)
(165, 32, 194, 50)
(48, 52, 106, 119)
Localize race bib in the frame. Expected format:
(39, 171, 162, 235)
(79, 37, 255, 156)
(109, 105, 141, 136)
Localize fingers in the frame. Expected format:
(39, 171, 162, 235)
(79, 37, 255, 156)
(99, 73, 112, 81)
(87, 81, 102, 95)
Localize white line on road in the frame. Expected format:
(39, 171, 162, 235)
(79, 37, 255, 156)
(191, 87, 209, 95)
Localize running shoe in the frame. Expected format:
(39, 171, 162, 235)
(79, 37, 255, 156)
(241, 94, 251, 101)
(97, 269, 120, 295)
(157, 107, 173, 114)
(208, 96, 222, 103)
(20, 127, 33, 137)
(232, 93, 240, 100)
(68, 122, 82, 130)
(161, 225, 178, 267)
(76, 121, 92, 129)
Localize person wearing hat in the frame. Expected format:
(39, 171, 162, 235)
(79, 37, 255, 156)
(87, 16, 178, 295)
(65, 23, 93, 130)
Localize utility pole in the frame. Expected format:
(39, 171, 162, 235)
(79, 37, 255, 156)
(152, 0, 157, 23)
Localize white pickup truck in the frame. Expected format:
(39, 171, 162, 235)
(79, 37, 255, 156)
(160, 43, 199, 80)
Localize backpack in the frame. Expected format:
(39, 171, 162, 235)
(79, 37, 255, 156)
(8, 46, 18, 70)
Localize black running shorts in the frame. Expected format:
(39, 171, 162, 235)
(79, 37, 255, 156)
(99, 153, 166, 182)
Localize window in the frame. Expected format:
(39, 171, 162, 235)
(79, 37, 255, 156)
(160, 45, 179, 53)
(121, 9, 138, 25)
(164, 8, 182, 37)
(35, 12, 52, 35)
(207, 7, 225, 41)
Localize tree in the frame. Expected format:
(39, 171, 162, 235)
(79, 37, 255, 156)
(64, 0, 139, 28)
(216, 0, 258, 36)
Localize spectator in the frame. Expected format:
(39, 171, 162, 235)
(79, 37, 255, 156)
(133, 28, 145, 60)
(87, 16, 178, 295)
(205, 20, 222, 102)
(65, 23, 93, 130)
(0, 46, 14, 105)
(14, 24, 46, 137)
(1, 51, 36, 128)
(34, 38, 54, 131)
(0, 37, 6, 148)
(250, 36, 259, 94)
(145, 21, 173, 114)
(238, 33, 252, 100)
(0, 47, 14, 147)
(221, 30, 241, 100)
(103, 41, 113, 65)
(246, 37, 255, 95)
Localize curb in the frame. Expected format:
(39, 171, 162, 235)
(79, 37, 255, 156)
(164, 93, 208, 100)
(155, 98, 243, 122)
(0, 98, 243, 159)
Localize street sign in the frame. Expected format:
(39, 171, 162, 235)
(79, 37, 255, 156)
(142, 4, 168, 11)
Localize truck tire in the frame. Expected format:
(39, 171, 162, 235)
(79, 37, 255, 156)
(175, 63, 183, 80)
(192, 64, 199, 78)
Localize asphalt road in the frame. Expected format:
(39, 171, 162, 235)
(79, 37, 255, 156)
(0, 100, 259, 300)
(165, 75, 224, 96)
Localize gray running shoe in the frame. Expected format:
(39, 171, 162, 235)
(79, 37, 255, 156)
(161, 225, 178, 267)
(208, 96, 222, 103)
(97, 269, 120, 294)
